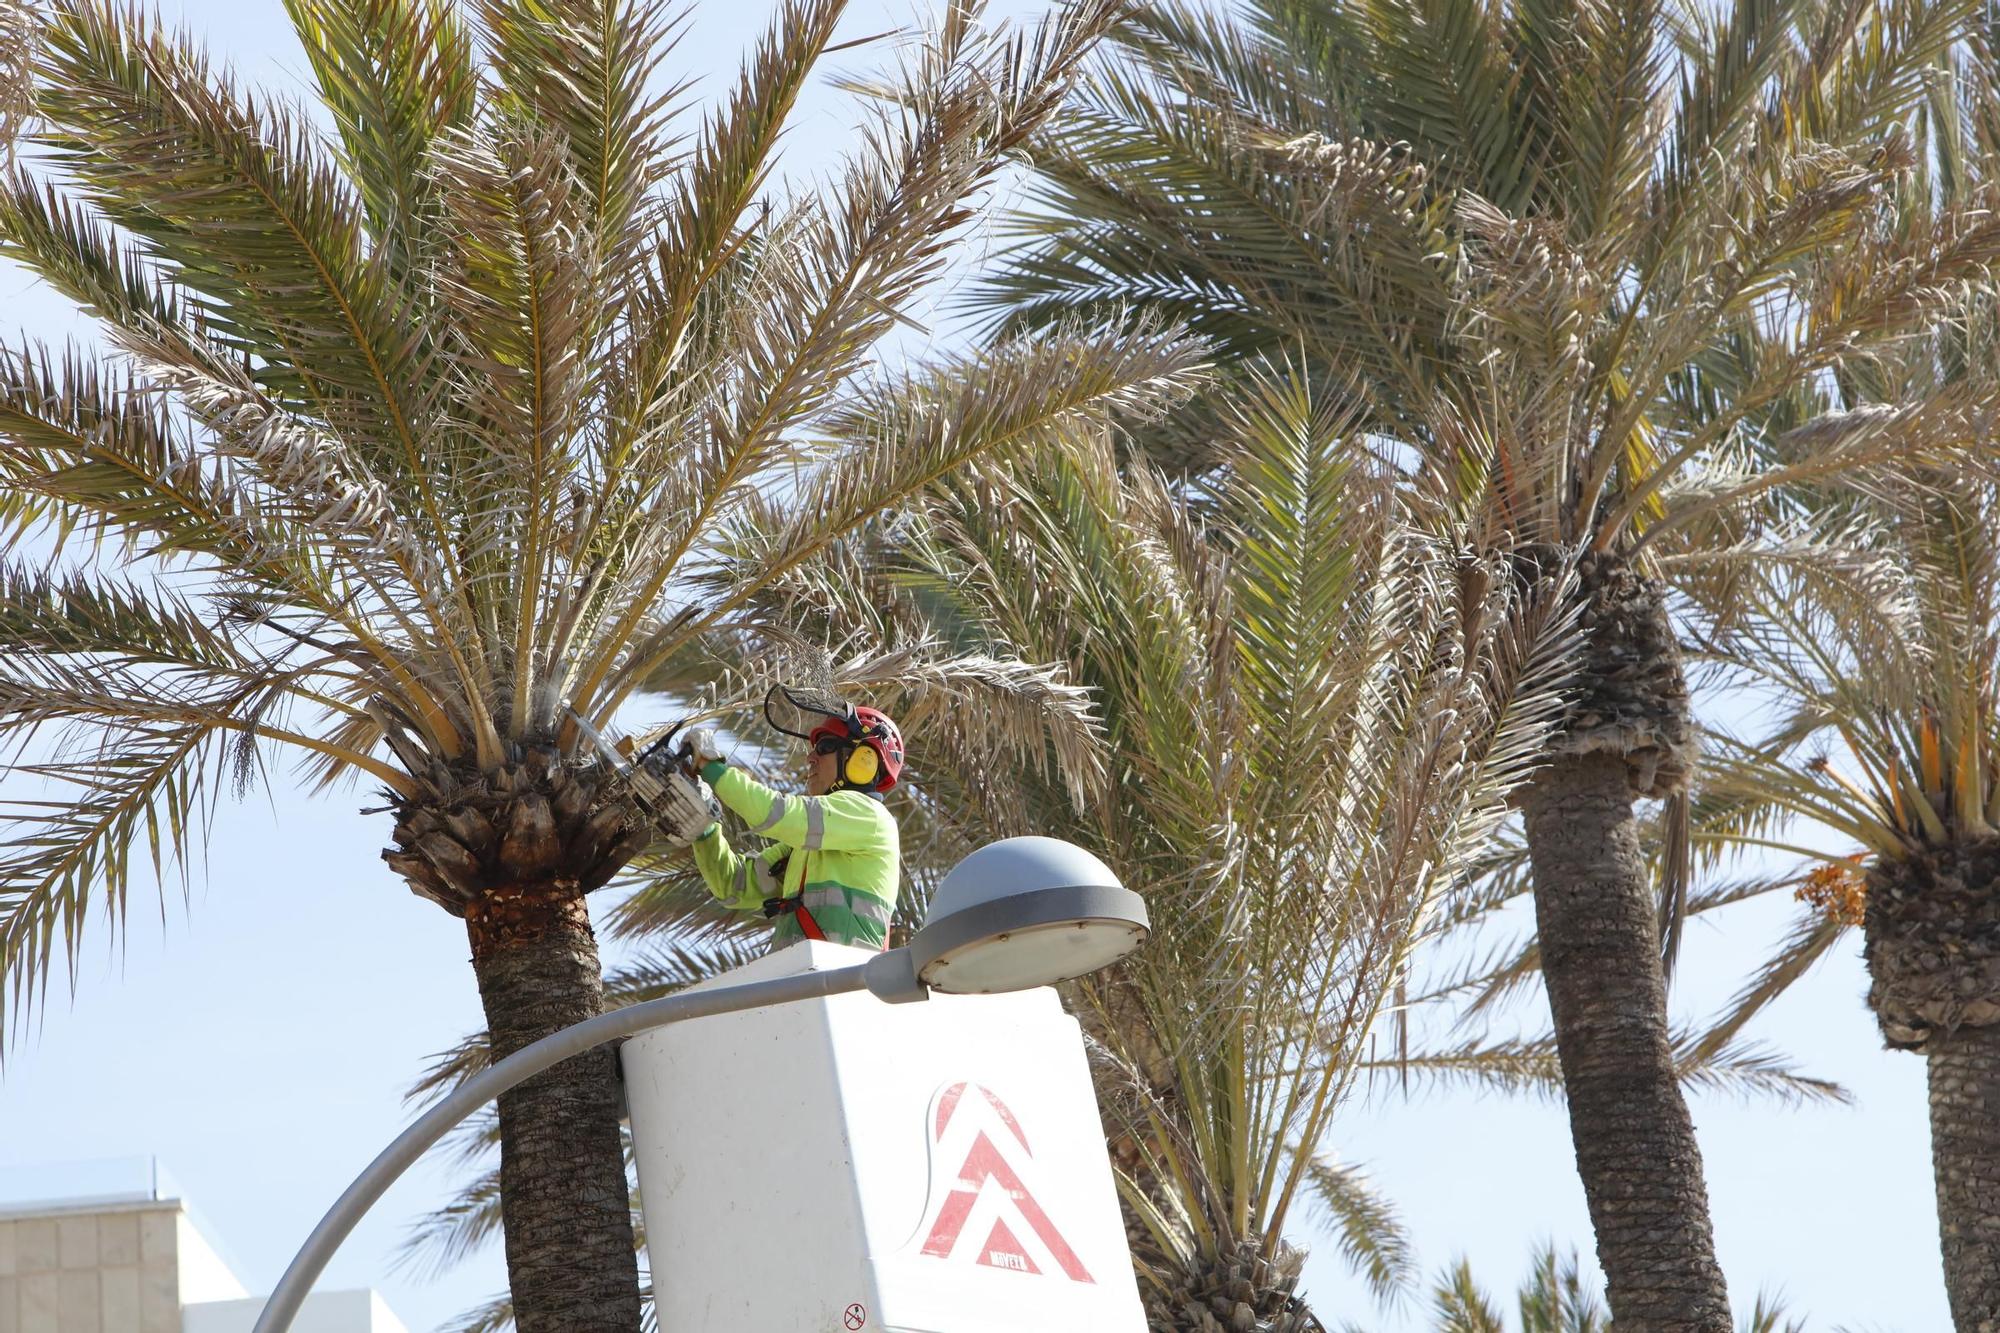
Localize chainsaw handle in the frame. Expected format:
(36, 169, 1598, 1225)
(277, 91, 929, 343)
(671, 739, 700, 780)
(634, 725, 704, 782)
(634, 723, 682, 768)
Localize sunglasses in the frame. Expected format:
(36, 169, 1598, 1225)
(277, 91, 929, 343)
(812, 736, 849, 756)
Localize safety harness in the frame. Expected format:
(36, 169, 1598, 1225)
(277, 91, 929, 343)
(760, 854, 828, 940)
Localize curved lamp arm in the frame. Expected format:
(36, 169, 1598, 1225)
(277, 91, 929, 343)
(252, 948, 925, 1333)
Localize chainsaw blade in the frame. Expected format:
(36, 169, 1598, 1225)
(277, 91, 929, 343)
(569, 709, 668, 809)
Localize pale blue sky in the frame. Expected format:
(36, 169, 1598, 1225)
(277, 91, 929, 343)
(0, 2, 1946, 1329)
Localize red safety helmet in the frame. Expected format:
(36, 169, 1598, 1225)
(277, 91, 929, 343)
(809, 706, 906, 793)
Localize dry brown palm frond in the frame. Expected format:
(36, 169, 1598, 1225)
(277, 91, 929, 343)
(0, 0, 40, 164)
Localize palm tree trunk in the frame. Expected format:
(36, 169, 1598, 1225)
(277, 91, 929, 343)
(1929, 1023, 2000, 1328)
(468, 886, 641, 1333)
(1864, 838, 2000, 1330)
(1520, 751, 1731, 1331)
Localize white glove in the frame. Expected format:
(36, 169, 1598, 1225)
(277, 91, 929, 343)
(654, 770, 722, 846)
(683, 726, 725, 769)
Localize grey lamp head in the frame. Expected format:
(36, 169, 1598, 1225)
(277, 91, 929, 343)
(909, 836, 1148, 994)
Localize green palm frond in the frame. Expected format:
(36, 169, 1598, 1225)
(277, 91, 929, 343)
(989, 0, 2000, 557)
(476, 0, 682, 248)
(1514, 1247, 1611, 1333)
(1701, 429, 2000, 862)
(1431, 1260, 1511, 1333)
(1740, 1292, 1809, 1333)
(684, 323, 1206, 674)
(0, 726, 226, 1034)
(393, 929, 739, 1320)
(1354, 1029, 1848, 1106)
(1688, 889, 1856, 1063)
(438, 1292, 515, 1333)
(661, 0, 842, 278)
(403, 933, 764, 1108)
(1410, 768, 1836, 1021)
(643, 629, 1108, 813)
(1361, 0, 1546, 212)
(1420, 1245, 1807, 1333)
(1299, 1154, 1416, 1303)
(978, 0, 1987, 1302)
(1432, 1249, 1798, 1332)
(0, 562, 418, 1033)
(396, 1121, 504, 1278)
(37, 0, 437, 480)
(283, 0, 477, 272)
(0, 175, 188, 364)
(606, 856, 792, 942)
(431, 1263, 670, 1333)
(1686, 329, 2000, 1026)
(1433, 1246, 1797, 1333)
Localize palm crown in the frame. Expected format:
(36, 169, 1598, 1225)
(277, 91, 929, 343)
(985, 0, 1996, 539)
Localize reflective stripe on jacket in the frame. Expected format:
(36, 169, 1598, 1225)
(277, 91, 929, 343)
(690, 766, 900, 950)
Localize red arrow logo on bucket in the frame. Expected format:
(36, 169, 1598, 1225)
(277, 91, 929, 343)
(916, 1082, 1095, 1283)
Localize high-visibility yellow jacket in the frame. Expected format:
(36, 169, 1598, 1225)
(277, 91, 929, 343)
(689, 763, 901, 950)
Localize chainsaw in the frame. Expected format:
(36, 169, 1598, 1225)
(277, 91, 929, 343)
(567, 708, 721, 841)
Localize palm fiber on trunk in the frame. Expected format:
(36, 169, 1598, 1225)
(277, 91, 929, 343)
(1930, 1023, 2000, 1331)
(469, 888, 640, 1333)
(1521, 752, 1730, 1332)
(1865, 838, 2000, 1050)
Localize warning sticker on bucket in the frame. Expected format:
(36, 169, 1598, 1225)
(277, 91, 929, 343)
(909, 1081, 1095, 1284)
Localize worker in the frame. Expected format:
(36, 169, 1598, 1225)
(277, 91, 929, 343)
(654, 703, 904, 950)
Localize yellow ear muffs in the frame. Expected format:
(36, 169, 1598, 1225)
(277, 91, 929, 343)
(843, 742, 880, 789)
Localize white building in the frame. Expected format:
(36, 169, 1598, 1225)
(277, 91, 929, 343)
(0, 1159, 409, 1333)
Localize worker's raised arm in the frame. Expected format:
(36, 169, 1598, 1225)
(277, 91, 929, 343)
(689, 823, 788, 913)
(703, 763, 890, 853)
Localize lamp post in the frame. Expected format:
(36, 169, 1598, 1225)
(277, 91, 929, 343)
(251, 837, 1146, 1333)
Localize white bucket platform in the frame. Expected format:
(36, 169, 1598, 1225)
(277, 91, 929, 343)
(621, 939, 1146, 1333)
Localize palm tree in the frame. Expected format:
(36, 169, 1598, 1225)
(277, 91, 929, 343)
(977, 0, 2000, 1319)
(1698, 332, 2000, 1322)
(0, 0, 1203, 1324)
(798, 368, 1582, 1327)
(1634, 48, 2000, 1324)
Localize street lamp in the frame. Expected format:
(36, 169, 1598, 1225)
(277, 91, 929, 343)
(911, 835, 1150, 994)
(251, 837, 1147, 1333)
